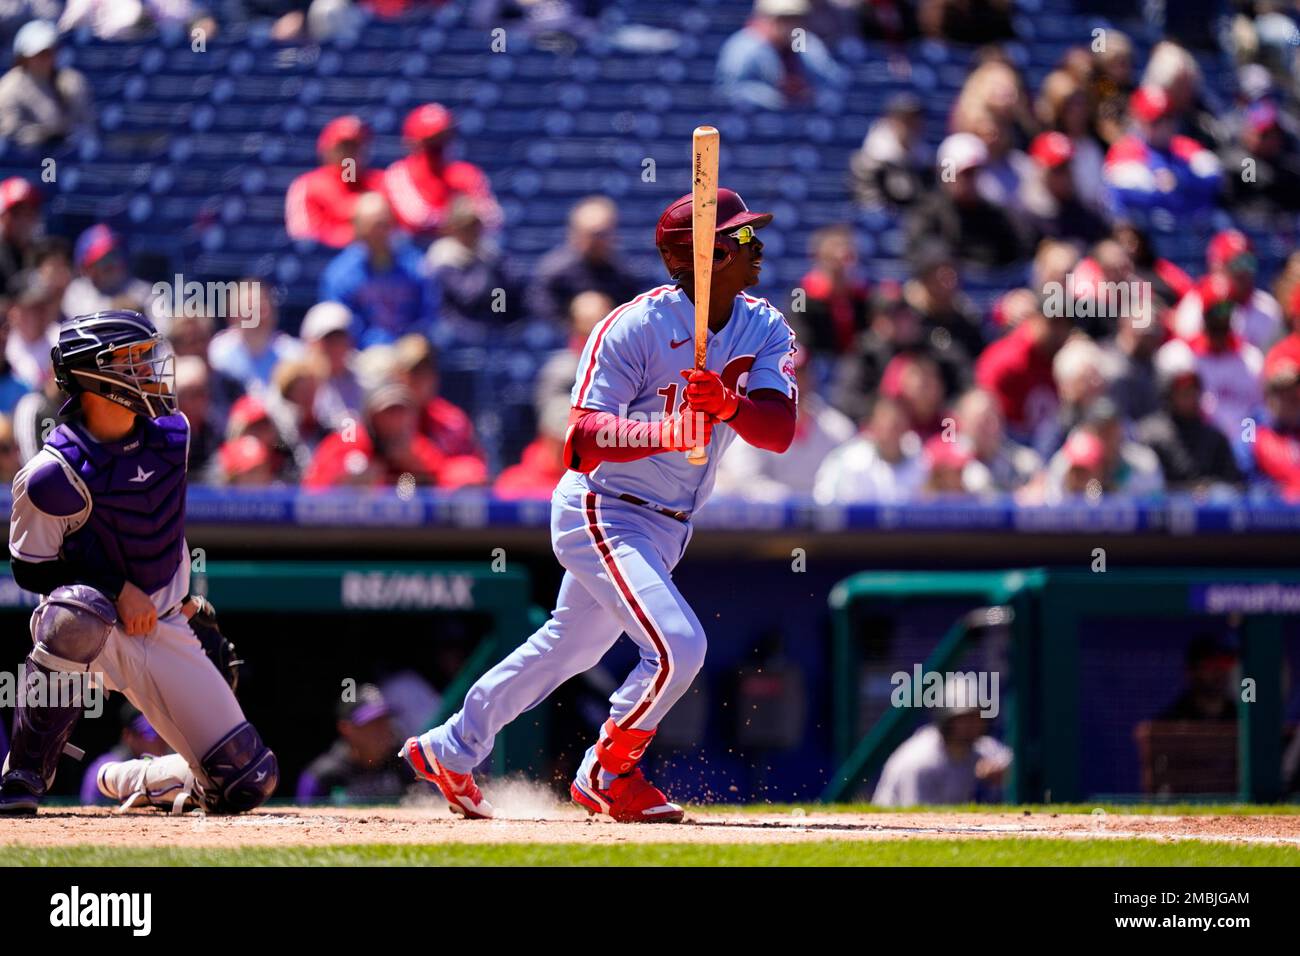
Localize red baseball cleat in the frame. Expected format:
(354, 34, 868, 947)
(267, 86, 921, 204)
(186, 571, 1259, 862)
(400, 737, 494, 820)
(571, 766, 684, 823)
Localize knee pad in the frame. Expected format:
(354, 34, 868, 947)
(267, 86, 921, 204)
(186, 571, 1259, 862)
(198, 722, 278, 814)
(595, 718, 656, 775)
(31, 586, 117, 670)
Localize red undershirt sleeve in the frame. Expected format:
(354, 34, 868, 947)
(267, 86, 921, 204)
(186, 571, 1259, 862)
(724, 389, 796, 453)
(564, 409, 664, 473)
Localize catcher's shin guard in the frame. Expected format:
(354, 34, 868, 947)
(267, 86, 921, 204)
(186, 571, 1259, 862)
(2, 586, 116, 809)
(1, 659, 96, 804)
(195, 722, 278, 813)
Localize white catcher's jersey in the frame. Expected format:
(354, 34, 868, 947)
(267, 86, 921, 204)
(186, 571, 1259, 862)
(563, 284, 799, 515)
(10, 438, 191, 617)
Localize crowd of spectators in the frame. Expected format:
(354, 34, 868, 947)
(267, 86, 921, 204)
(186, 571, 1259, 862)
(712, 2, 1300, 506)
(1, 3, 1300, 506)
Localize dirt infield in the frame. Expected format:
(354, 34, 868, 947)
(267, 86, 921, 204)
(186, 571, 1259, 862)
(4, 795, 1300, 850)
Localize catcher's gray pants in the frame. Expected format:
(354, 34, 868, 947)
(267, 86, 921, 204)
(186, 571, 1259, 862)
(44, 607, 246, 790)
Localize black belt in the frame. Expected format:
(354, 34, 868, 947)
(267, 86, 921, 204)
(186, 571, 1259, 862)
(618, 494, 690, 524)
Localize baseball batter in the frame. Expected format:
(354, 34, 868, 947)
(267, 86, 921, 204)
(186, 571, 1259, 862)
(0, 310, 278, 815)
(402, 188, 798, 822)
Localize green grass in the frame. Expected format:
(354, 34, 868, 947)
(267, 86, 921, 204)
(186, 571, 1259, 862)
(1, 839, 1296, 867)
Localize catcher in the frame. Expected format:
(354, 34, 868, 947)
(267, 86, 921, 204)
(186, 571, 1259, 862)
(0, 309, 277, 814)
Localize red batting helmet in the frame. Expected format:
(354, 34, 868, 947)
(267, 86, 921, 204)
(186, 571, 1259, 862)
(655, 188, 772, 280)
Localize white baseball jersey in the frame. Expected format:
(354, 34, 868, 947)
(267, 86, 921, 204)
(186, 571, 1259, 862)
(563, 284, 799, 515)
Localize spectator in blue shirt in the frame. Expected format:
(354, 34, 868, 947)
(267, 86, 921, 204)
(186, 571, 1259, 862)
(1102, 86, 1221, 222)
(320, 191, 440, 348)
(208, 279, 304, 393)
(716, 0, 847, 111)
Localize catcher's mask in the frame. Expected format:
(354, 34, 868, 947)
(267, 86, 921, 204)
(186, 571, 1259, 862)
(655, 187, 772, 281)
(52, 309, 177, 419)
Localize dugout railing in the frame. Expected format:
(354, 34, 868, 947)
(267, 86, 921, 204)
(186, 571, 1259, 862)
(824, 569, 1296, 804)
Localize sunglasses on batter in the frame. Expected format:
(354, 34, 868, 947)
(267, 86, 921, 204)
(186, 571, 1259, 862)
(729, 224, 759, 244)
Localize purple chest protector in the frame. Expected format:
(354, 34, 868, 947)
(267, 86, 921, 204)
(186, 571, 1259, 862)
(47, 414, 189, 595)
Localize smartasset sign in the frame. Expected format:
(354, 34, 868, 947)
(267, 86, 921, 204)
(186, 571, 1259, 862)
(1191, 582, 1300, 615)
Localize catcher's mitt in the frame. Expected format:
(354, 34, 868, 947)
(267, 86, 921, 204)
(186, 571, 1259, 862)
(187, 595, 243, 694)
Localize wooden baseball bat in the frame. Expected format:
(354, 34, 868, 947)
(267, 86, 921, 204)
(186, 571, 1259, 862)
(688, 125, 719, 466)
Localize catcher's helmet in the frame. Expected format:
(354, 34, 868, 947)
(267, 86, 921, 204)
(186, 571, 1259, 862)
(655, 187, 772, 281)
(52, 310, 176, 419)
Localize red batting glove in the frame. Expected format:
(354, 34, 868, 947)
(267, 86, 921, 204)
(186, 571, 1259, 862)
(659, 409, 714, 452)
(679, 368, 739, 421)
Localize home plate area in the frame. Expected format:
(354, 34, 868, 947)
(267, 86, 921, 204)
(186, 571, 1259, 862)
(4, 805, 1300, 850)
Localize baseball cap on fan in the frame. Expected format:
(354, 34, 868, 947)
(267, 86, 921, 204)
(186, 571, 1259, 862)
(74, 223, 120, 269)
(300, 301, 354, 343)
(403, 103, 453, 143)
(1029, 131, 1074, 169)
(317, 115, 369, 154)
(1207, 230, 1254, 273)
(0, 177, 39, 214)
(338, 683, 392, 725)
(1129, 86, 1173, 124)
(1063, 429, 1105, 471)
(756, 0, 810, 15)
(218, 435, 270, 480)
(1245, 101, 1280, 135)
(364, 381, 416, 414)
(1264, 348, 1300, 390)
(13, 19, 58, 59)
(936, 132, 988, 175)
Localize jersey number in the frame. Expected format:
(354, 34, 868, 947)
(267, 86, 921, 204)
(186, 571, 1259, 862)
(657, 357, 757, 417)
(657, 384, 681, 417)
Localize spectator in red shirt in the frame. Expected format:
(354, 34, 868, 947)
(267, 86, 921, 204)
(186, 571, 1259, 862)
(1264, 284, 1300, 378)
(796, 224, 869, 355)
(1019, 132, 1111, 247)
(1156, 275, 1264, 466)
(880, 351, 945, 440)
(0, 178, 41, 290)
(304, 381, 456, 490)
(1255, 352, 1300, 499)
(494, 395, 571, 500)
(920, 433, 977, 497)
(1172, 230, 1283, 351)
(216, 435, 276, 487)
(285, 115, 387, 248)
(390, 333, 488, 486)
(975, 300, 1072, 442)
(384, 103, 502, 240)
(225, 394, 300, 484)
